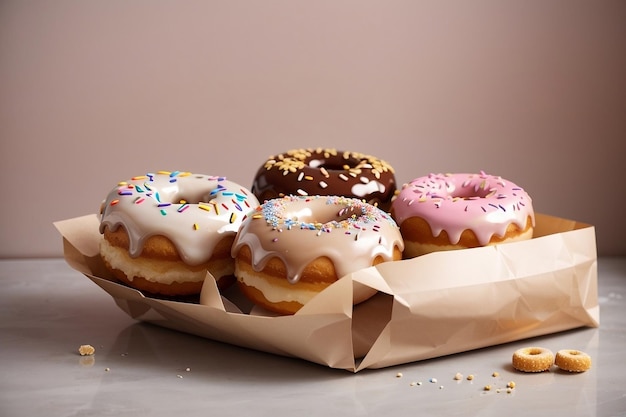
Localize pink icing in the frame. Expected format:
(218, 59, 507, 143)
(391, 172, 534, 245)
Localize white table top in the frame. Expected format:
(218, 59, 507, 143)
(1, 258, 624, 417)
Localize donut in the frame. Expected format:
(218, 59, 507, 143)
(391, 171, 534, 258)
(512, 347, 555, 372)
(555, 349, 592, 372)
(231, 195, 404, 315)
(99, 171, 260, 296)
(251, 148, 397, 211)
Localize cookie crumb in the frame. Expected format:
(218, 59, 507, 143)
(396, 372, 403, 378)
(467, 374, 474, 381)
(454, 372, 463, 380)
(104, 367, 110, 372)
(484, 385, 491, 391)
(492, 371, 499, 377)
(185, 367, 191, 372)
(429, 377, 437, 383)
(507, 381, 516, 389)
(78, 344, 95, 356)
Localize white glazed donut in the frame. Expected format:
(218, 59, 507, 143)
(391, 171, 535, 258)
(99, 171, 259, 296)
(231, 195, 404, 314)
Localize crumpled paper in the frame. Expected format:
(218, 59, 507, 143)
(54, 213, 598, 372)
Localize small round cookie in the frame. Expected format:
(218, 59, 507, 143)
(555, 349, 592, 372)
(251, 148, 397, 210)
(512, 347, 554, 372)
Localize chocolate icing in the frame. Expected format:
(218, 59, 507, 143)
(251, 148, 397, 211)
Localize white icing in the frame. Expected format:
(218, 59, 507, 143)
(351, 180, 386, 197)
(100, 171, 260, 266)
(232, 195, 404, 284)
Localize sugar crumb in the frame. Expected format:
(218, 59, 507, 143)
(78, 344, 95, 356)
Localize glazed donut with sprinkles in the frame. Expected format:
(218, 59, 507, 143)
(391, 171, 534, 258)
(99, 171, 259, 296)
(251, 148, 397, 211)
(231, 195, 404, 315)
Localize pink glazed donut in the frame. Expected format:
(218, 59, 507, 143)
(391, 172, 534, 258)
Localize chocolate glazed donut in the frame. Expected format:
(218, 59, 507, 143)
(251, 148, 397, 211)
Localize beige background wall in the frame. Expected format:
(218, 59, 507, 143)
(1, 1, 625, 258)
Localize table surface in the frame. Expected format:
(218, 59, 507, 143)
(1, 257, 625, 417)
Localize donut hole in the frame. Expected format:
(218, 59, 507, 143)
(176, 190, 220, 205)
(282, 202, 363, 225)
(528, 348, 544, 355)
(450, 187, 492, 200)
(308, 155, 361, 172)
(177, 194, 211, 204)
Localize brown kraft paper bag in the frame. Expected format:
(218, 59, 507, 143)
(54, 212, 599, 372)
